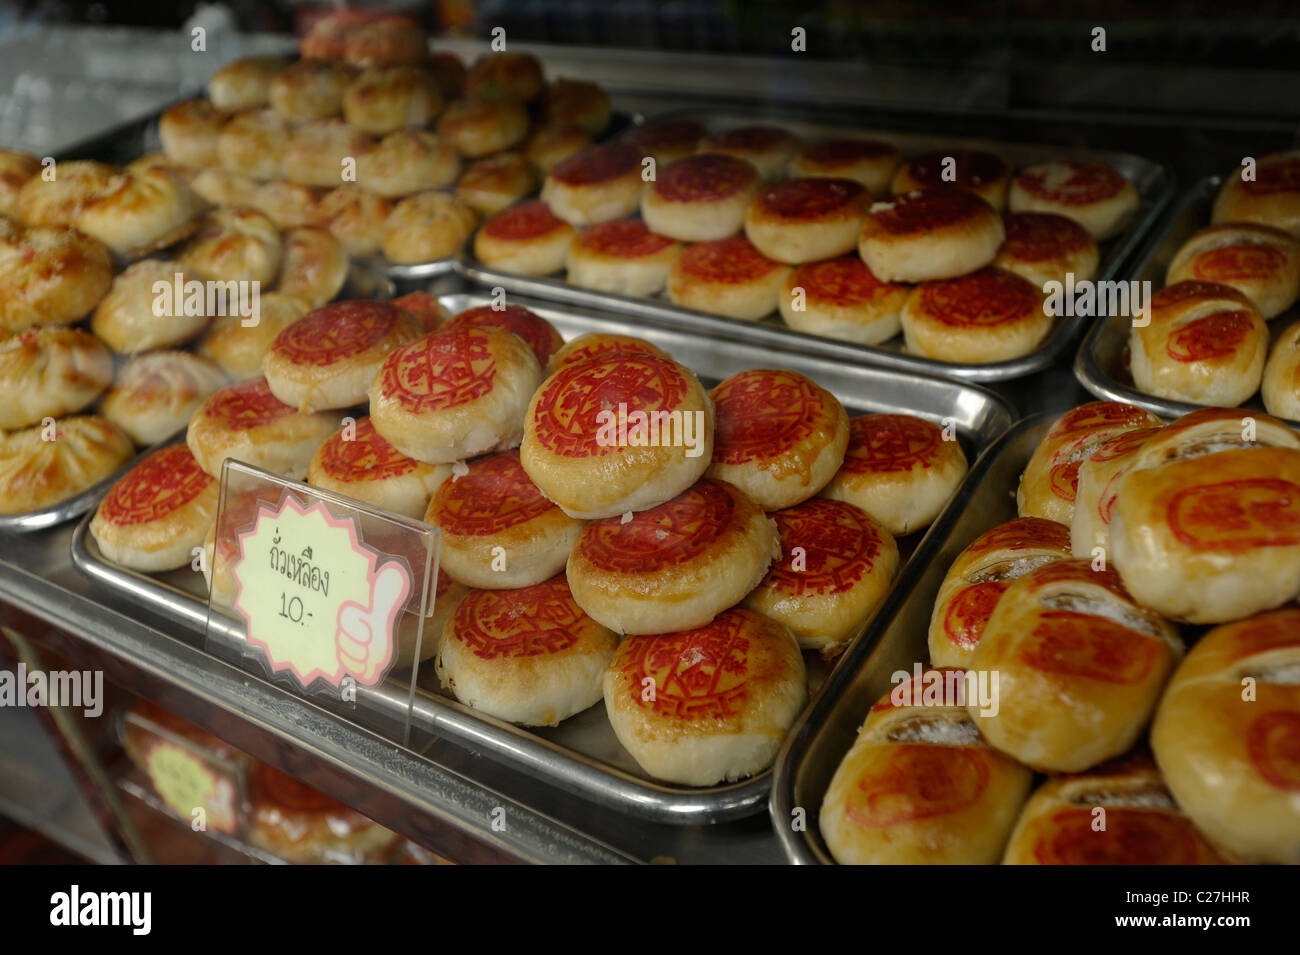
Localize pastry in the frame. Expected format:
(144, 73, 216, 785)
(464, 52, 544, 102)
(269, 60, 355, 122)
(157, 100, 227, 169)
(900, 266, 1051, 364)
(0, 221, 113, 332)
(893, 149, 1011, 210)
(1008, 159, 1139, 239)
(100, 351, 228, 445)
(275, 226, 349, 308)
(623, 120, 705, 168)
(435, 97, 529, 158)
(473, 199, 575, 276)
(454, 151, 537, 216)
(176, 207, 283, 286)
(355, 130, 460, 198)
(76, 166, 204, 259)
(993, 211, 1099, 290)
(216, 109, 288, 182)
(541, 142, 643, 226)
(565, 218, 681, 296)
(208, 56, 287, 112)
(778, 254, 908, 345)
(308, 415, 450, 520)
(697, 125, 801, 181)
(1166, 222, 1300, 319)
(0, 415, 134, 515)
(16, 159, 117, 226)
(641, 153, 759, 242)
(788, 139, 900, 196)
(342, 65, 443, 135)
(380, 190, 477, 264)
(744, 177, 869, 264)
(666, 235, 790, 320)
(91, 259, 211, 354)
(1211, 150, 1300, 236)
(858, 185, 1004, 283)
(282, 119, 374, 190)
(196, 292, 308, 379)
(439, 303, 563, 368)
(0, 326, 113, 430)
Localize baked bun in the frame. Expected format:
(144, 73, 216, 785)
(389, 291, 447, 333)
(281, 120, 372, 190)
(893, 149, 1011, 210)
(0, 415, 134, 515)
(1009, 160, 1138, 239)
(247, 764, 396, 865)
(1069, 425, 1163, 560)
(100, 351, 229, 445)
(779, 255, 908, 345)
(474, 200, 574, 276)
(520, 351, 712, 519)
(0, 327, 113, 430)
(1212, 150, 1300, 236)
(567, 479, 779, 635)
(788, 139, 900, 196)
(309, 416, 450, 520)
(454, 152, 537, 216)
(523, 124, 591, 175)
(465, 52, 544, 103)
(541, 143, 643, 227)
(822, 414, 969, 536)
(667, 235, 790, 320)
(90, 444, 218, 572)
(603, 608, 806, 785)
(928, 517, 1073, 668)
(177, 207, 283, 286)
(640, 153, 759, 242)
(197, 292, 308, 379)
(157, 100, 227, 169)
(125, 153, 188, 178)
(380, 190, 478, 264)
(440, 303, 563, 368)
(697, 126, 801, 181)
(565, 218, 681, 296)
(299, 8, 372, 61)
(0, 222, 113, 332)
(1166, 222, 1300, 319)
(343, 66, 442, 135)
(435, 98, 529, 158)
(356, 130, 460, 198)
(994, 211, 1099, 289)
(744, 177, 869, 264)
(76, 166, 204, 259)
(1151, 605, 1300, 864)
(341, 14, 427, 69)
(707, 368, 848, 510)
(187, 377, 339, 479)
(743, 498, 898, 656)
(624, 120, 705, 168)
(16, 159, 117, 227)
(1016, 401, 1162, 525)
(970, 560, 1183, 772)
(250, 180, 322, 230)
(542, 79, 610, 136)
(1130, 279, 1268, 407)
(820, 667, 1032, 864)
(317, 186, 391, 257)
(191, 168, 257, 209)
(369, 325, 540, 464)
(546, 333, 671, 375)
(859, 185, 1004, 283)
(901, 266, 1051, 363)
(208, 56, 287, 112)
(91, 259, 211, 354)
(216, 109, 288, 182)
(0, 150, 40, 219)
(1263, 318, 1300, 419)
(274, 226, 347, 309)
(269, 60, 355, 122)
(1002, 752, 1225, 864)
(437, 575, 617, 726)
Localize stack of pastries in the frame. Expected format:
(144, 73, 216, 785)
(820, 401, 1300, 865)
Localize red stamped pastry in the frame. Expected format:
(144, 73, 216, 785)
(271, 301, 406, 367)
(1247, 710, 1300, 792)
(390, 291, 443, 333)
(1001, 212, 1092, 261)
(654, 154, 757, 202)
(676, 236, 782, 283)
(99, 445, 213, 526)
(549, 142, 639, 186)
(1151, 280, 1249, 310)
(869, 185, 989, 235)
(1049, 401, 1156, 440)
(792, 255, 903, 305)
(442, 303, 562, 367)
(1191, 244, 1287, 282)
(573, 219, 676, 259)
(755, 178, 865, 220)
(846, 746, 990, 828)
(871, 666, 969, 711)
(378, 326, 497, 413)
(1020, 611, 1161, 684)
(316, 417, 418, 482)
(204, 378, 297, 429)
(1015, 160, 1126, 205)
(840, 414, 943, 475)
(1166, 477, 1300, 551)
(966, 517, 1072, 556)
(943, 580, 1011, 649)
(1241, 157, 1300, 196)
(618, 612, 752, 720)
(1032, 808, 1206, 864)
(1229, 607, 1300, 658)
(481, 200, 569, 241)
(1166, 310, 1256, 362)
(712, 369, 828, 466)
(432, 450, 553, 536)
(916, 268, 1041, 328)
(451, 576, 585, 660)
(1024, 559, 1129, 600)
(765, 498, 882, 596)
(578, 479, 734, 574)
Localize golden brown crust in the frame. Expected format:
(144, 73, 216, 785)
(0, 150, 40, 219)
(275, 226, 348, 309)
(1212, 150, 1300, 236)
(465, 52, 544, 103)
(158, 100, 228, 169)
(380, 190, 477, 264)
(281, 119, 374, 190)
(743, 177, 869, 264)
(1263, 318, 1300, 419)
(308, 415, 449, 520)
(269, 60, 355, 122)
(100, 351, 228, 445)
(454, 152, 537, 216)
(893, 149, 1010, 210)
(249, 180, 323, 230)
(216, 109, 288, 182)
(90, 258, 212, 354)
(16, 159, 117, 227)
(900, 266, 1051, 364)
(1008, 159, 1138, 239)
(343, 65, 443, 135)
(176, 206, 282, 286)
(355, 130, 460, 199)
(0, 415, 134, 515)
(76, 166, 205, 259)
(208, 56, 287, 112)
(0, 221, 113, 332)
(859, 185, 1004, 283)
(435, 97, 529, 158)
(196, 291, 308, 379)
(0, 326, 113, 430)
(1166, 222, 1300, 320)
(316, 186, 391, 257)
(541, 78, 610, 136)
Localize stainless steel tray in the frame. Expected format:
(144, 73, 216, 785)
(456, 105, 1174, 383)
(1074, 175, 1300, 428)
(71, 289, 1014, 825)
(770, 413, 1050, 864)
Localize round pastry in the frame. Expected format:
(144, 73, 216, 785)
(893, 149, 1010, 210)
(0, 150, 40, 219)
(1002, 752, 1225, 865)
(190, 168, 257, 209)
(247, 764, 397, 865)
(546, 332, 671, 375)
(263, 300, 423, 411)
(928, 517, 1073, 668)
(187, 377, 340, 479)
(1008, 159, 1138, 239)
(16, 159, 117, 227)
(215, 108, 288, 182)
(342, 13, 427, 68)
(380, 190, 478, 265)
(250, 180, 323, 230)
(697, 125, 801, 181)
(788, 139, 900, 196)
(541, 78, 610, 136)
(389, 291, 446, 333)
(1151, 605, 1300, 864)
(355, 130, 460, 199)
(1016, 401, 1163, 526)
(75, 166, 204, 259)
(474, 199, 575, 276)
(778, 255, 908, 345)
(970, 560, 1183, 773)
(567, 478, 779, 635)
(603, 608, 806, 786)
(0, 221, 114, 332)
(743, 498, 898, 656)
(900, 266, 1051, 364)
(440, 303, 563, 368)
(821, 414, 969, 536)
(641, 153, 760, 242)
(820, 667, 1032, 864)
(100, 351, 229, 445)
(565, 218, 680, 296)
(125, 153, 188, 177)
(208, 56, 287, 113)
(454, 152, 537, 216)
(743, 177, 869, 265)
(1212, 150, 1300, 236)
(91, 259, 211, 354)
(176, 207, 283, 286)
(667, 235, 790, 321)
(157, 100, 228, 169)
(430, 51, 466, 98)
(90, 444, 218, 572)
(196, 292, 308, 379)
(1069, 425, 1163, 561)
(0, 326, 113, 430)
(541, 142, 643, 227)
(369, 325, 540, 464)
(269, 60, 354, 122)
(707, 368, 848, 510)
(316, 186, 391, 257)
(524, 124, 591, 175)
(428, 450, 583, 589)
(993, 211, 1100, 290)
(342, 65, 442, 135)
(0, 415, 134, 515)
(281, 120, 373, 190)
(395, 569, 468, 668)
(275, 226, 348, 309)
(299, 7, 373, 60)
(858, 185, 1005, 283)
(1263, 318, 1300, 420)
(435, 98, 529, 158)
(437, 574, 617, 726)
(309, 416, 450, 520)
(1129, 280, 1268, 407)
(520, 351, 713, 519)
(465, 52, 544, 102)
(1166, 222, 1300, 319)
(624, 120, 705, 168)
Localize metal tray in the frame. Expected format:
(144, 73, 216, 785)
(70, 289, 1014, 826)
(770, 413, 1050, 863)
(456, 106, 1174, 383)
(1074, 175, 1300, 428)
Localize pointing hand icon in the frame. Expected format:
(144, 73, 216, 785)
(335, 562, 410, 685)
